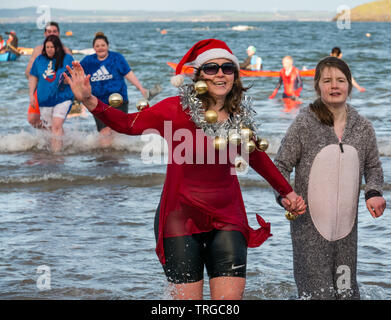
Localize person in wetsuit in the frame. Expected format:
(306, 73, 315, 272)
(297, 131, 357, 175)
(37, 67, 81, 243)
(269, 55, 303, 101)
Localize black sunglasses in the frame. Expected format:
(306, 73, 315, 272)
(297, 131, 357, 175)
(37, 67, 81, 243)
(199, 62, 236, 75)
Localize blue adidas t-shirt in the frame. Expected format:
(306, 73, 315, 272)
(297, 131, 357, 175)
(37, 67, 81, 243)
(30, 54, 74, 106)
(80, 51, 131, 105)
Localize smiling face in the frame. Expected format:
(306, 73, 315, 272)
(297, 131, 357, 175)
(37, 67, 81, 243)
(318, 66, 349, 108)
(93, 39, 109, 60)
(45, 41, 55, 58)
(200, 58, 235, 103)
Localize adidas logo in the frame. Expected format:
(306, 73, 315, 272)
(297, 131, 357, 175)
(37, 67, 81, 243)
(91, 65, 113, 82)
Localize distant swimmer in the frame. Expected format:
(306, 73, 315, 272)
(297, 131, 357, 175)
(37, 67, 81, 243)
(239, 45, 262, 71)
(25, 21, 73, 129)
(269, 55, 303, 101)
(330, 47, 366, 92)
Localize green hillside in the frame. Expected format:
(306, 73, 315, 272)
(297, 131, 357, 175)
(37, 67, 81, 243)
(333, 0, 391, 22)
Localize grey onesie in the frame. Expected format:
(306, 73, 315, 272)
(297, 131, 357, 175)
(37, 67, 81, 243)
(274, 105, 383, 299)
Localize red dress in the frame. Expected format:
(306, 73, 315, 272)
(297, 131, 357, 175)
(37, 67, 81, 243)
(92, 96, 293, 264)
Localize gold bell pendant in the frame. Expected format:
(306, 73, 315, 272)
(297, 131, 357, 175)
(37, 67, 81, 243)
(240, 127, 253, 141)
(256, 138, 269, 152)
(228, 132, 242, 146)
(194, 80, 208, 95)
(213, 136, 227, 151)
(108, 93, 123, 107)
(234, 156, 248, 172)
(285, 211, 299, 221)
(243, 140, 256, 153)
(136, 98, 150, 111)
(204, 110, 218, 123)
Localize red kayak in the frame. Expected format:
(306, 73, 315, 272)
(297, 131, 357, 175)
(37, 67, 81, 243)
(167, 62, 315, 78)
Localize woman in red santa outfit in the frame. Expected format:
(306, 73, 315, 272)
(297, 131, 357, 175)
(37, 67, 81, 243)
(64, 39, 306, 300)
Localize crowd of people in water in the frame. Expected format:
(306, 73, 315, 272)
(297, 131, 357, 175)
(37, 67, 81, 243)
(6, 21, 387, 300)
(19, 21, 368, 153)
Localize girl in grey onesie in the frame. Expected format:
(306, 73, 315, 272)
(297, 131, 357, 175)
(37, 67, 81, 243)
(274, 57, 386, 299)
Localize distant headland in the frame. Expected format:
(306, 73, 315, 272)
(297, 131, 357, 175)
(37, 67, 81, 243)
(333, 0, 391, 22)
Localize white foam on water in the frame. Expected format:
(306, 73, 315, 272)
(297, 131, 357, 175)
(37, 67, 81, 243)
(0, 128, 168, 156)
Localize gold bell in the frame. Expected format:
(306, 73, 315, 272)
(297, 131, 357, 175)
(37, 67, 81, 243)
(285, 211, 299, 221)
(240, 127, 253, 141)
(204, 110, 218, 123)
(228, 132, 242, 146)
(108, 93, 123, 107)
(243, 140, 256, 153)
(213, 136, 227, 151)
(136, 98, 150, 111)
(256, 138, 269, 152)
(234, 156, 248, 172)
(194, 80, 208, 95)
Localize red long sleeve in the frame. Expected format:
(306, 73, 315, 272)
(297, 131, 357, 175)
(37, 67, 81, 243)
(249, 150, 293, 197)
(91, 97, 181, 136)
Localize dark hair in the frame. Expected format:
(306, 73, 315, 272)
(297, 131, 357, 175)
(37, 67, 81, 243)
(310, 56, 353, 126)
(42, 35, 66, 71)
(194, 66, 249, 114)
(93, 31, 109, 46)
(45, 21, 60, 33)
(331, 47, 341, 57)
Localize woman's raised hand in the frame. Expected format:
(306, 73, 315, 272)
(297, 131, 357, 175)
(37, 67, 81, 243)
(64, 61, 97, 111)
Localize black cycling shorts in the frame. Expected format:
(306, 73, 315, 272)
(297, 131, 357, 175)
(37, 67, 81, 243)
(154, 208, 248, 284)
(94, 100, 129, 132)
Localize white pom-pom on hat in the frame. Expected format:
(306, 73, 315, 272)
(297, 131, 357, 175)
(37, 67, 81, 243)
(170, 74, 184, 87)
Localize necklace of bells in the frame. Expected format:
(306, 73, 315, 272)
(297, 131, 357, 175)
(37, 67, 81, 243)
(179, 80, 269, 155)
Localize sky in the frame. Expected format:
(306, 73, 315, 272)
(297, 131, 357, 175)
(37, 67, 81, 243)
(0, 0, 371, 12)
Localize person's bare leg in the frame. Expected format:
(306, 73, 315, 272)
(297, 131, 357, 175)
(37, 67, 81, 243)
(51, 117, 65, 153)
(169, 280, 204, 300)
(210, 277, 245, 300)
(99, 127, 113, 147)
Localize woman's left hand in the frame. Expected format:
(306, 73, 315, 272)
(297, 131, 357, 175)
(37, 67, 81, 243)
(366, 196, 386, 218)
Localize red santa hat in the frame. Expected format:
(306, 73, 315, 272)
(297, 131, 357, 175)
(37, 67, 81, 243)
(171, 38, 240, 87)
